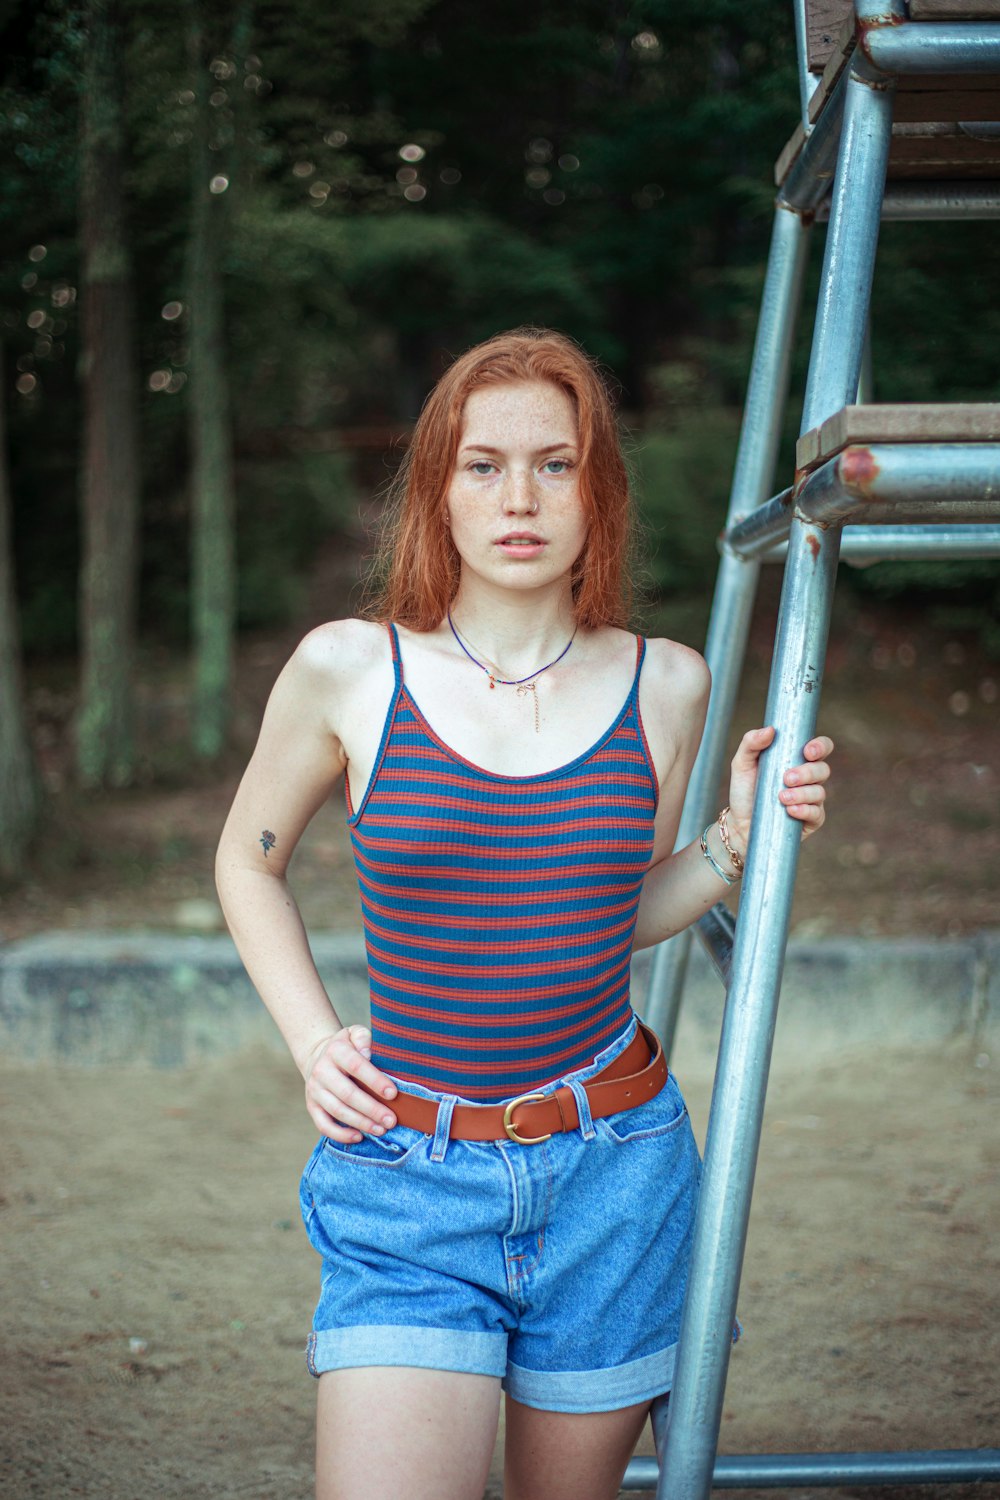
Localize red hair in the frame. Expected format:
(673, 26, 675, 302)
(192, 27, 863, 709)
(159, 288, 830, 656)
(367, 327, 635, 631)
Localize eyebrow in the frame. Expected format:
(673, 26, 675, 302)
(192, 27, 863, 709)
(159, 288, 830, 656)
(458, 442, 577, 456)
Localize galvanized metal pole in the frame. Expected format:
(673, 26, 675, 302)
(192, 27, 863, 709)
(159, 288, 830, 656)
(877, 183, 1000, 220)
(626, 1446, 1000, 1490)
(792, 0, 817, 126)
(864, 22, 1000, 75)
(858, 318, 873, 403)
(724, 446, 1000, 560)
(655, 51, 896, 1500)
(643, 205, 810, 1056)
(842, 523, 1000, 563)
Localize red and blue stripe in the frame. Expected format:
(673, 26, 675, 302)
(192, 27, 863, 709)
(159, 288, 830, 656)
(347, 624, 659, 1102)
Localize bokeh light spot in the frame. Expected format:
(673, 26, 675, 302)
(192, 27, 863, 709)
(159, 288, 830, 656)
(16, 373, 37, 394)
(399, 143, 425, 162)
(292, 160, 315, 177)
(161, 300, 184, 321)
(558, 154, 580, 171)
(403, 183, 427, 201)
(209, 175, 229, 194)
(325, 129, 349, 147)
(26, 310, 46, 330)
(28, 245, 47, 263)
(542, 188, 566, 205)
(440, 166, 461, 184)
(396, 166, 418, 185)
(633, 183, 665, 209)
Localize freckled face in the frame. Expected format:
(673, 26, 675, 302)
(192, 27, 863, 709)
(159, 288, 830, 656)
(445, 380, 588, 590)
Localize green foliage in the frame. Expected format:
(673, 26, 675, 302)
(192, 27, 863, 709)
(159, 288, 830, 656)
(138, 447, 359, 639)
(235, 448, 358, 629)
(630, 409, 740, 598)
(871, 222, 1000, 403)
(847, 559, 1000, 660)
(3, 0, 1000, 665)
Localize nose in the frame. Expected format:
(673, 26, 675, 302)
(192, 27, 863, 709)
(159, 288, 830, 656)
(503, 467, 538, 515)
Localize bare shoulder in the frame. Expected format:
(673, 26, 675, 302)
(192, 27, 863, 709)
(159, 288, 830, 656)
(265, 618, 391, 739)
(642, 636, 711, 712)
(292, 617, 388, 685)
(636, 636, 711, 787)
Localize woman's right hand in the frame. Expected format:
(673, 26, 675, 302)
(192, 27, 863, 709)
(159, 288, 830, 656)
(303, 1025, 398, 1142)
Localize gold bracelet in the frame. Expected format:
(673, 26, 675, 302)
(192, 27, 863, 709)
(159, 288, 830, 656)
(717, 806, 745, 875)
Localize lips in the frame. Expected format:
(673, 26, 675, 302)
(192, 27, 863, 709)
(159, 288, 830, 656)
(496, 532, 544, 546)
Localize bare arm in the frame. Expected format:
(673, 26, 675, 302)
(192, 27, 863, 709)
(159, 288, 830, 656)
(633, 642, 833, 951)
(215, 621, 399, 1142)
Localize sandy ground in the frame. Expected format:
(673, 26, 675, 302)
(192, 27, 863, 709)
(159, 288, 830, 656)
(2, 1037, 999, 1500)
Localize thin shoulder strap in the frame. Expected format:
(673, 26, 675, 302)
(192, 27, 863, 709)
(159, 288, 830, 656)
(386, 621, 403, 689)
(631, 634, 647, 695)
(630, 634, 659, 802)
(349, 625, 404, 824)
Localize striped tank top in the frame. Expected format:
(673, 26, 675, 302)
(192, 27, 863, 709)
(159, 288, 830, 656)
(346, 623, 659, 1103)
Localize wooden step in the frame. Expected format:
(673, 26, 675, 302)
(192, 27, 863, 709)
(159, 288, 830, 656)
(776, 8, 1000, 186)
(805, 0, 1000, 76)
(796, 403, 1000, 472)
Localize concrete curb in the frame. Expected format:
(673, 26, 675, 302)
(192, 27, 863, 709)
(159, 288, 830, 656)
(1, 928, 997, 1068)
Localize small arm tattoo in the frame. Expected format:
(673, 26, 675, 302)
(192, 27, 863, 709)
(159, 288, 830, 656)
(259, 829, 276, 857)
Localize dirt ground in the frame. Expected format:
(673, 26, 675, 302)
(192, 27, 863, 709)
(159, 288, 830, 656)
(2, 1039, 999, 1499)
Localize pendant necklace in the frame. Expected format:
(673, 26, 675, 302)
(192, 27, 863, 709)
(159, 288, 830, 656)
(446, 608, 577, 734)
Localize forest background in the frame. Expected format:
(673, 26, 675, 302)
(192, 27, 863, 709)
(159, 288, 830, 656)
(1, 0, 998, 939)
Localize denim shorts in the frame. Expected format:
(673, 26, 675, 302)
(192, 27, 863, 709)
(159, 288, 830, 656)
(298, 1014, 705, 1414)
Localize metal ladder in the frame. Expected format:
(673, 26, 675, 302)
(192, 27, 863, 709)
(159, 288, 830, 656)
(620, 2, 1000, 1493)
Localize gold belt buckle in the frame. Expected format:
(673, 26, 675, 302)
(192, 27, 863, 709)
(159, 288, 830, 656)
(502, 1091, 552, 1145)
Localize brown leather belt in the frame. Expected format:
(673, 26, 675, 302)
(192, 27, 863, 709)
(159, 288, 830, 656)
(387, 1021, 667, 1144)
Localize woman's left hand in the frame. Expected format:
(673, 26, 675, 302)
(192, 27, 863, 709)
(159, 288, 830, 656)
(727, 726, 834, 854)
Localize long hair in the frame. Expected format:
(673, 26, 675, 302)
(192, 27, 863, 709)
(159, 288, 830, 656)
(366, 327, 636, 631)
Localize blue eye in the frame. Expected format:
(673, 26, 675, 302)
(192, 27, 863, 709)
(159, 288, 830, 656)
(470, 461, 495, 475)
(543, 459, 572, 474)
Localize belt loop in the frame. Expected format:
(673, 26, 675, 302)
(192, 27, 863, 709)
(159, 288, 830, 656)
(430, 1094, 457, 1162)
(567, 1078, 597, 1141)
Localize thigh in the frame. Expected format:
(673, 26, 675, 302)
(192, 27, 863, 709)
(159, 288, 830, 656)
(503, 1392, 651, 1500)
(316, 1366, 501, 1500)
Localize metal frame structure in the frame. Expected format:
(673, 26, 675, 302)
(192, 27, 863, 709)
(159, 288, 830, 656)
(623, 3, 1000, 1494)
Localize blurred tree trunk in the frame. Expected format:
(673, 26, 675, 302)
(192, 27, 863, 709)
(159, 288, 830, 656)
(77, 0, 140, 788)
(187, 4, 250, 759)
(0, 344, 40, 877)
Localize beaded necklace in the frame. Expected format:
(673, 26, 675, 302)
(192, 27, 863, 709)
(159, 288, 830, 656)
(446, 608, 577, 734)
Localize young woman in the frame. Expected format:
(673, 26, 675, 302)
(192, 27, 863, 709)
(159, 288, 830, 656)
(215, 328, 833, 1500)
